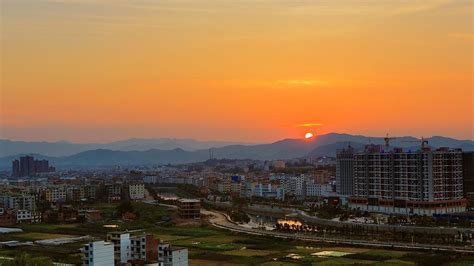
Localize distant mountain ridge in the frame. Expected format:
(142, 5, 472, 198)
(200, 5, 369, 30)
(0, 133, 472, 169)
(0, 138, 252, 157)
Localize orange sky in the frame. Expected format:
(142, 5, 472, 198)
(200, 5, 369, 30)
(1, 0, 473, 143)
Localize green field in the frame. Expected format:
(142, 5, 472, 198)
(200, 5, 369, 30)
(2, 202, 474, 265)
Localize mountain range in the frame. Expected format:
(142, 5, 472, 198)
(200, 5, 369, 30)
(0, 133, 473, 169)
(0, 138, 250, 157)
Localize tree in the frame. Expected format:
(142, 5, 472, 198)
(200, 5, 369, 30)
(117, 200, 134, 215)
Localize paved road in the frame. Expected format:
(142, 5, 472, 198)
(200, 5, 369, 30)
(202, 209, 474, 254)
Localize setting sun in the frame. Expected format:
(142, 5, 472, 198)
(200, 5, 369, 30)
(305, 132, 314, 139)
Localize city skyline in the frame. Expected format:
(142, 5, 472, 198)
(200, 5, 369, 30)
(2, 0, 473, 143)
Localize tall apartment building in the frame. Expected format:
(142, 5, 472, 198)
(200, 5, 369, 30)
(34, 159, 50, 173)
(81, 241, 114, 266)
(348, 145, 465, 215)
(20, 156, 35, 177)
(462, 152, 474, 201)
(336, 146, 354, 195)
(14, 156, 54, 177)
(11, 160, 20, 177)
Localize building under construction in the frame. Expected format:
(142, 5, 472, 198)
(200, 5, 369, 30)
(344, 144, 465, 215)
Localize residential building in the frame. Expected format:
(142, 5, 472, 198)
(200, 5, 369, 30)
(349, 145, 465, 215)
(83, 185, 98, 201)
(15, 210, 41, 223)
(106, 232, 131, 264)
(158, 242, 188, 266)
(336, 146, 354, 195)
(130, 234, 159, 263)
(105, 184, 122, 202)
(45, 186, 67, 203)
(143, 175, 158, 184)
(306, 182, 332, 197)
(20, 155, 35, 177)
(11, 160, 20, 177)
(463, 152, 474, 201)
(272, 160, 286, 169)
(217, 180, 231, 193)
(252, 182, 285, 200)
(313, 170, 332, 184)
(66, 186, 83, 202)
(129, 183, 145, 200)
(81, 241, 114, 266)
(281, 175, 305, 197)
(0, 194, 36, 211)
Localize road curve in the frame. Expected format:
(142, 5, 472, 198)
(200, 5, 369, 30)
(202, 209, 474, 254)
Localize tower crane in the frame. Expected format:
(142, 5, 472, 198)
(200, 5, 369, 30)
(402, 137, 429, 149)
(384, 133, 398, 147)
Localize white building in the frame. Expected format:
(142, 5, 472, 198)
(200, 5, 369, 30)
(281, 175, 305, 197)
(106, 232, 130, 264)
(253, 183, 284, 200)
(158, 243, 188, 266)
(81, 241, 114, 266)
(306, 182, 332, 197)
(129, 183, 145, 200)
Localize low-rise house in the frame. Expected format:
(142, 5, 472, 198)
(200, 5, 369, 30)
(81, 241, 114, 266)
(158, 242, 188, 266)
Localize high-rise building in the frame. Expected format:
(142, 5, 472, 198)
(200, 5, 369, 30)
(349, 145, 465, 215)
(463, 152, 474, 201)
(20, 155, 35, 177)
(13, 156, 54, 177)
(336, 146, 354, 195)
(11, 160, 20, 177)
(34, 159, 49, 173)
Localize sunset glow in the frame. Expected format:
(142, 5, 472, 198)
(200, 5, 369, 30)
(1, 0, 472, 142)
(305, 133, 314, 139)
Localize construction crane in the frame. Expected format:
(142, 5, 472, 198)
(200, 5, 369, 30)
(402, 137, 429, 149)
(384, 133, 398, 147)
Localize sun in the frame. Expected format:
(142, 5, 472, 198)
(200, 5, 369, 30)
(305, 132, 314, 139)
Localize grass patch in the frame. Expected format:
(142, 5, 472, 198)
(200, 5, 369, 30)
(223, 248, 278, 257)
(0, 232, 73, 242)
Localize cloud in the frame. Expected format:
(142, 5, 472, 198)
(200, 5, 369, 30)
(276, 79, 329, 88)
(297, 123, 324, 127)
